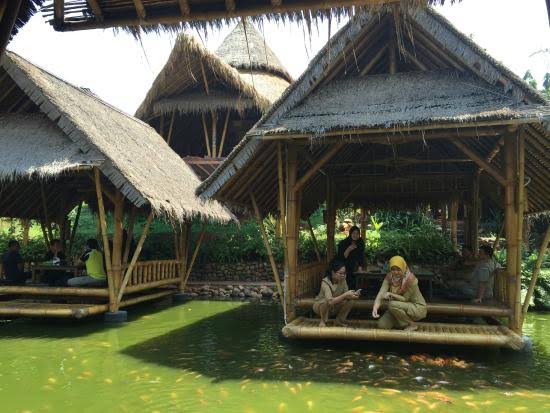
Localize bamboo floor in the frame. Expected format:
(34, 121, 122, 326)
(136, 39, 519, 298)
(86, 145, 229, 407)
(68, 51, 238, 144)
(294, 296, 512, 317)
(282, 317, 524, 350)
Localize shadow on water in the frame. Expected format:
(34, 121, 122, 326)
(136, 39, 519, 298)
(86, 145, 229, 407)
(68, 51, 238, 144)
(123, 301, 550, 391)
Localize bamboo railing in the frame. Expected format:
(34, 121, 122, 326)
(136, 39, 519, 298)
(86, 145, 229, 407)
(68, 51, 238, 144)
(493, 268, 516, 315)
(122, 259, 183, 294)
(295, 261, 325, 298)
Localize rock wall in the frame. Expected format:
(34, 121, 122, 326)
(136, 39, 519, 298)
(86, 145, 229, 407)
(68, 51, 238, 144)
(189, 261, 284, 283)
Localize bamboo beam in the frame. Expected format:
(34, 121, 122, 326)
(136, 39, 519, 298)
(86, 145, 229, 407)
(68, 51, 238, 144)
(250, 193, 284, 307)
(0, 285, 109, 297)
(450, 140, 507, 187)
(68, 201, 83, 256)
(286, 145, 299, 321)
(181, 224, 207, 289)
(123, 206, 137, 265)
(87, 0, 104, 21)
(200, 60, 210, 95)
(177, 0, 190, 16)
(359, 44, 388, 76)
(53, 0, 64, 29)
(522, 225, 550, 315)
(201, 113, 212, 157)
(0, 0, 23, 54)
(211, 110, 218, 157)
(389, 21, 397, 74)
(166, 110, 176, 146)
(117, 211, 154, 304)
(133, 0, 147, 20)
(307, 218, 322, 262)
(293, 143, 343, 193)
(94, 167, 114, 310)
(218, 110, 230, 157)
(402, 48, 428, 71)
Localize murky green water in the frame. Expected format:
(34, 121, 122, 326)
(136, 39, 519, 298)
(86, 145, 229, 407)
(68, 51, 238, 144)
(1, 300, 550, 413)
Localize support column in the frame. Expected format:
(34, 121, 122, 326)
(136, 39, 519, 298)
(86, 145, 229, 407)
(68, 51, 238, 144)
(450, 197, 459, 249)
(470, 174, 480, 252)
(360, 207, 367, 238)
(441, 202, 448, 235)
(285, 144, 299, 321)
(515, 130, 525, 329)
(326, 176, 336, 260)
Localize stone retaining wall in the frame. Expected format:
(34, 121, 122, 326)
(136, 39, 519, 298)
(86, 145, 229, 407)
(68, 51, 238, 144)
(189, 261, 284, 283)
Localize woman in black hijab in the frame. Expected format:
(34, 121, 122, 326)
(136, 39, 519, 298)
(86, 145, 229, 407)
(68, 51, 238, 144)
(336, 225, 365, 289)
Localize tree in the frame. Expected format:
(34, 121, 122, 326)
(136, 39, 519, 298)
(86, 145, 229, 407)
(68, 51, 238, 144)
(523, 70, 538, 89)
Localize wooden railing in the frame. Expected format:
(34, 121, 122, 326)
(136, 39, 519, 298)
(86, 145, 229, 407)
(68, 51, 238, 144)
(123, 259, 183, 294)
(494, 268, 515, 310)
(295, 261, 326, 298)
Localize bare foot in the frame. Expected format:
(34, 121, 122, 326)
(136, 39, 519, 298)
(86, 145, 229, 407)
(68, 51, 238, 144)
(335, 319, 348, 327)
(404, 323, 418, 332)
(319, 320, 327, 328)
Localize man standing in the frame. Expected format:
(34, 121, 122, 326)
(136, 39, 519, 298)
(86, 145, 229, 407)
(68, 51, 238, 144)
(1, 240, 30, 285)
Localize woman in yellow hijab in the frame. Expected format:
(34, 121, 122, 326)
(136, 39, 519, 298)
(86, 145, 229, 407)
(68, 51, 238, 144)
(372, 256, 427, 331)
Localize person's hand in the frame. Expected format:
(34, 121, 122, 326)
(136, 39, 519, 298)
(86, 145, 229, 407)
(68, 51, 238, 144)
(471, 298, 482, 304)
(347, 244, 357, 253)
(372, 307, 380, 318)
(345, 290, 357, 298)
(383, 292, 393, 300)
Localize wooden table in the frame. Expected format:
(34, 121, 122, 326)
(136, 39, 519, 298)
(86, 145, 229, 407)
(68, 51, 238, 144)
(31, 264, 81, 284)
(354, 271, 436, 300)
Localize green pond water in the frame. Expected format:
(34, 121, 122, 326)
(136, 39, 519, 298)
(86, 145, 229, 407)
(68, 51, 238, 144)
(2, 300, 550, 413)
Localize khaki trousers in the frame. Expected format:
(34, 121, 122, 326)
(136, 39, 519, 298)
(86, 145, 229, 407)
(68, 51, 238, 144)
(313, 299, 354, 323)
(377, 301, 427, 329)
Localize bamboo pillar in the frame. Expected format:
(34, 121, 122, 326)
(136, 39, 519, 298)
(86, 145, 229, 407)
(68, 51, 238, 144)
(470, 174, 480, 252)
(181, 223, 207, 290)
(68, 201, 83, 256)
(307, 218, 322, 262)
(285, 144, 299, 321)
(211, 110, 217, 157)
(515, 130, 525, 329)
(503, 132, 519, 332)
(177, 222, 190, 292)
(441, 202, 448, 235)
(326, 176, 336, 260)
(123, 206, 137, 265)
(359, 207, 367, 237)
(111, 191, 125, 297)
(94, 168, 115, 312)
(277, 143, 287, 272)
(251, 193, 284, 307)
(450, 197, 459, 248)
(522, 225, 550, 316)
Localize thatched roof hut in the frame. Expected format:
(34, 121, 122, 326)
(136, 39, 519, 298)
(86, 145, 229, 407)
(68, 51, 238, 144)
(0, 1, 44, 56)
(41, 1, 453, 33)
(135, 20, 291, 168)
(0, 51, 232, 223)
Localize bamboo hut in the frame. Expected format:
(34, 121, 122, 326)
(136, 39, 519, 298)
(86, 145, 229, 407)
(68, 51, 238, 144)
(198, 6, 550, 349)
(0, 1, 44, 56)
(0, 51, 233, 320)
(41, 1, 453, 32)
(135, 20, 291, 178)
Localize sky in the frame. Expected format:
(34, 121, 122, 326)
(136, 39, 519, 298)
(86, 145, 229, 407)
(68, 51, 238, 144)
(9, 0, 550, 115)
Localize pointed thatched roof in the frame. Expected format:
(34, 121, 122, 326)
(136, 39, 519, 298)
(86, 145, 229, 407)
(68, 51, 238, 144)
(0, 51, 233, 223)
(198, 6, 550, 214)
(0, 1, 44, 56)
(216, 20, 292, 82)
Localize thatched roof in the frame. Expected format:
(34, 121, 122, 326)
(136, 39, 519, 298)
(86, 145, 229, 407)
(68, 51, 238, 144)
(0, 51, 233, 223)
(216, 20, 292, 82)
(0, 1, 44, 56)
(198, 6, 550, 215)
(41, 1, 454, 33)
(263, 70, 550, 136)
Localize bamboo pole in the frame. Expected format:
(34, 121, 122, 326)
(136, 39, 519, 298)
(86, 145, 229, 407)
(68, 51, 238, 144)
(39, 220, 51, 250)
(389, 20, 397, 74)
(307, 218, 322, 262)
(123, 206, 137, 265)
(218, 110, 231, 157)
(166, 110, 176, 145)
(293, 143, 344, 193)
(277, 143, 286, 240)
(441, 202, 448, 235)
(117, 211, 154, 304)
(111, 191, 125, 298)
(68, 201, 83, 256)
(451, 140, 507, 187)
(178, 222, 190, 291)
(326, 176, 336, 260)
(515, 131, 525, 328)
(522, 225, 550, 315)
(471, 175, 480, 252)
(450, 197, 459, 248)
(40, 182, 54, 243)
(181, 224, 207, 290)
(250, 193, 284, 307)
(286, 145, 299, 321)
(201, 113, 212, 157)
(211, 110, 217, 158)
(94, 168, 115, 311)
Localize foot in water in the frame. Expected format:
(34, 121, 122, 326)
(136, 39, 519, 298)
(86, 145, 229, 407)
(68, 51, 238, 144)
(404, 323, 418, 332)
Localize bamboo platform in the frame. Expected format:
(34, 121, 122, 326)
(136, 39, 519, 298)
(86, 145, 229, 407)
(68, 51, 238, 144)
(282, 317, 524, 350)
(294, 296, 512, 317)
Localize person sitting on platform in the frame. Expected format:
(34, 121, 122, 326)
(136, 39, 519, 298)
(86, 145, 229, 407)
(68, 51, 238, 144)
(42, 239, 69, 286)
(337, 225, 365, 288)
(372, 255, 427, 332)
(446, 245, 500, 304)
(313, 260, 360, 327)
(1, 240, 30, 285)
(68, 239, 107, 287)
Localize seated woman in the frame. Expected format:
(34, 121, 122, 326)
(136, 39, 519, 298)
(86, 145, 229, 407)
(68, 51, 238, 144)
(336, 225, 365, 289)
(68, 239, 107, 287)
(313, 260, 360, 327)
(372, 256, 427, 331)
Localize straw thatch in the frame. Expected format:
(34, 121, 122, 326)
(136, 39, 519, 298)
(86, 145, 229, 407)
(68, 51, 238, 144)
(0, 1, 44, 55)
(0, 51, 233, 223)
(198, 6, 550, 215)
(41, 1, 457, 33)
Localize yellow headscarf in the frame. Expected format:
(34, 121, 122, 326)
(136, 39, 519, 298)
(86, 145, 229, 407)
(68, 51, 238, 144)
(389, 255, 407, 273)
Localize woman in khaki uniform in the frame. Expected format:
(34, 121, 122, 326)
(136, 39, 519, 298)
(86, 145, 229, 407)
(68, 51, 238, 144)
(372, 256, 427, 331)
(313, 260, 360, 327)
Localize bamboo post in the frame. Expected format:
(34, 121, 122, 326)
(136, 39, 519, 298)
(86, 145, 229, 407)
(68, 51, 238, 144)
(111, 191, 125, 299)
(522, 224, 550, 316)
(326, 176, 336, 260)
(471, 174, 480, 252)
(277, 143, 286, 243)
(117, 211, 154, 304)
(94, 167, 115, 311)
(250, 193, 284, 307)
(40, 182, 54, 243)
(166, 110, 176, 146)
(178, 222, 192, 291)
(359, 208, 367, 237)
(211, 110, 217, 158)
(68, 201, 83, 256)
(504, 132, 519, 332)
(286, 144, 299, 321)
(515, 130, 525, 328)
(123, 206, 137, 265)
(450, 197, 459, 248)
(182, 224, 207, 289)
(441, 202, 448, 235)
(218, 110, 230, 157)
(389, 18, 397, 74)
(201, 113, 212, 157)
(39, 220, 50, 250)
(307, 218, 322, 262)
